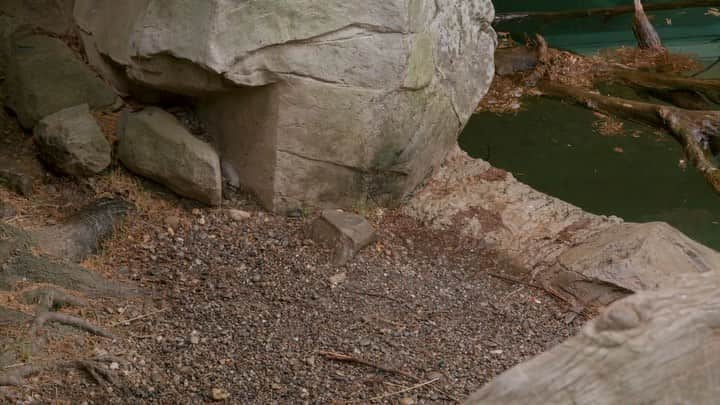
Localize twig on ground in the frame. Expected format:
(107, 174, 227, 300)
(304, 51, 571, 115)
(368, 378, 440, 402)
(318, 351, 420, 382)
(111, 307, 168, 326)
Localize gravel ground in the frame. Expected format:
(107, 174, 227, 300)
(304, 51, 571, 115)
(5, 188, 581, 404)
(1, 106, 583, 404)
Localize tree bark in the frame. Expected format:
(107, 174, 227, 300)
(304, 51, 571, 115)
(538, 81, 720, 194)
(632, 0, 665, 51)
(465, 272, 720, 405)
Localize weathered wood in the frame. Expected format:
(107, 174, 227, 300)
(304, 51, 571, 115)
(466, 271, 720, 404)
(539, 81, 720, 194)
(632, 0, 664, 51)
(608, 67, 720, 106)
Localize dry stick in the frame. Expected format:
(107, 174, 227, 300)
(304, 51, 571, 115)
(368, 377, 440, 402)
(487, 272, 574, 307)
(110, 307, 168, 327)
(320, 351, 459, 403)
(318, 351, 420, 382)
(31, 312, 116, 339)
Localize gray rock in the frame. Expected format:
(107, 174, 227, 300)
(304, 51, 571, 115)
(311, 210, 376, 265)
(118, 108, 222, 206)
(73, 0, 497, 211)
(34, 104, 111, 177)
(0, 0, 76, 35)
(4, 35, 119, 129)
(549, 222, 720, 306)
(0, 16, 19, 80)
(0, 168, 34, 197)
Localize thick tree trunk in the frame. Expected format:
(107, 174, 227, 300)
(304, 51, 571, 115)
(539, 81, 720, 194)
(465, 272, 720, 405)
(632, 0, 665, 51)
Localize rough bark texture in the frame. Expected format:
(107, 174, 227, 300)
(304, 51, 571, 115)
(0, 197, 134, 296)
(466, 271, 720, 405)
(632, 0, 664, 51)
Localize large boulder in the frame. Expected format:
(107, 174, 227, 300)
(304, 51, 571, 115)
(118, 108, 222, 206)
(34, 104, 111, 177)
(73, 0, 497, 211)
(4, 35, 119, 129)
(0, 0, 76, 35)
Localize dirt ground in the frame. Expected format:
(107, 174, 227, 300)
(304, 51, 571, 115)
(0, 105, 583, 404)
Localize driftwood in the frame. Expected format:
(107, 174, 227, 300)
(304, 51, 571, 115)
(632, 0, 664, 51)
(495, 1, 720, 23)
(607, 67, 720, 107)
(539, 81, 720, 194)
(466, 272, 720, 404)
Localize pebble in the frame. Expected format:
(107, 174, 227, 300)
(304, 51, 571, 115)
(328, 272, 347, 286)
(228, 209, 252, 221)
(211, 387, 230, 401)
(165, 215, 181, 228)
(190, 331, 200, 344)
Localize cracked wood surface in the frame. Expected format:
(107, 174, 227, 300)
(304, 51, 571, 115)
(467, 271, 720, 404)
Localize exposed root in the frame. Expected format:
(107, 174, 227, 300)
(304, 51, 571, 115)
(21, 286, 87, 311)
(0, 364, 42, 386)
(0, 356, 121, 388)
(31, 312, 116, 340)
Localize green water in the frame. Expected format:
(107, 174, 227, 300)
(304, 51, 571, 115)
(495, 2, 720, 64)
(459, 98, 720, 250)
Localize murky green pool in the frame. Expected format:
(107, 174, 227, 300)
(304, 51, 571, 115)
(459, 97, 720, 250)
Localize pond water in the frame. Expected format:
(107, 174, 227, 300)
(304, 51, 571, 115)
(459, 2, 720, 249)
(459, 97, 720, 250)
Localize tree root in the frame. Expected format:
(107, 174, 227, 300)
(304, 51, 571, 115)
(30, 312, 116, 340)
(21, 286, 87, 311)
(0, 356, 121, 387)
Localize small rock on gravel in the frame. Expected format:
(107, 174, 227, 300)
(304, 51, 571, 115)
(228, 209, 251, 221)
(211, 387, 230, 401)
(310, 210, 376, 265)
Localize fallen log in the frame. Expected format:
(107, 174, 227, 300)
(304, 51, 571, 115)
(465, 271, 720, 405)
(607, 67, 720, 107)
(538, 81, 720, 194)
